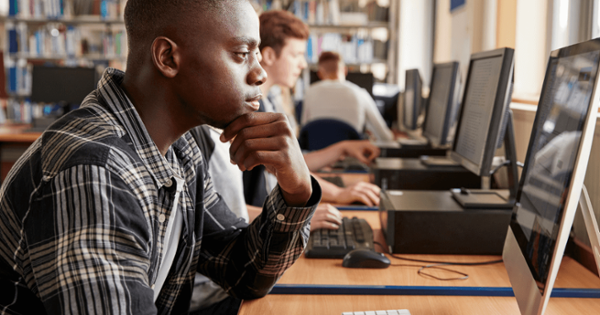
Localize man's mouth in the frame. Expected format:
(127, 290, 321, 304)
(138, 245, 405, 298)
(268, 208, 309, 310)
(246, 94, 263, 110)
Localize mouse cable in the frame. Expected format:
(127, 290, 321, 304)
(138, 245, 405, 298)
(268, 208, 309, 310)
(489, 160, 524, 176)
(374, 241, 503, 266)
(388, 263, 469, 281)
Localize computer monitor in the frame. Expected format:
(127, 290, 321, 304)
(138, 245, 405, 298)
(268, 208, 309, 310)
(422, 62, 461, 147)
(400, 69, 423, 131)
(31, 65, 98, 105)
(372, 83, 400, 128)
(450, 48, 515, 177)
(309, 70, 374, 97)
(503, 39, 600, 315)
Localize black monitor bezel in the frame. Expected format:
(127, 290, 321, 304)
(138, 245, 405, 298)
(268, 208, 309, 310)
(422, 61, 460, 147)
(450, 47, 515, 177)
(403, 69, 422, 131)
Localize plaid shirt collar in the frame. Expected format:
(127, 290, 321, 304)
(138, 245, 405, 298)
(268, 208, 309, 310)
(93, 67, 179, 188)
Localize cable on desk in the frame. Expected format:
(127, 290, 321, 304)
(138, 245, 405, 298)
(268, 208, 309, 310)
(489, 160, 524, 175)
(374, 241, 503, 281)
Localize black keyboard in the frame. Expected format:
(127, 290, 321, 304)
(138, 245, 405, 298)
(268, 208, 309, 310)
(321, 176, 345, 188)
(305, 217, 375, 258)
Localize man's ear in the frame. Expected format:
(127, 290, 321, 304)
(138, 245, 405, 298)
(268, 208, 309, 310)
(151, 36, 180, 78)
(261, 47, 277, 66)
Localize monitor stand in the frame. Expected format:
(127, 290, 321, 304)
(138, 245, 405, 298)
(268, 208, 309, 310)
(451, 110, 519, 209)
(579, 184, 600, 275)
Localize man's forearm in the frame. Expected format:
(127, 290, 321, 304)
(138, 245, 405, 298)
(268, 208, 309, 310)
(303, 142, 345, 171)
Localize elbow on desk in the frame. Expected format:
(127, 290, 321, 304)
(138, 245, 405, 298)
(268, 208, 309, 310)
(229, 276, 279, 300)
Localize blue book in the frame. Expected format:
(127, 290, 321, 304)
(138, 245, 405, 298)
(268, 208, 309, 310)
(9, 67, 17, 93)
(9, 0, 18, 16)
(8, 29, 18, 53)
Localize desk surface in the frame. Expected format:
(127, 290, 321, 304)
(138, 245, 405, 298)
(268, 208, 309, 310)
(0, 124, 41, 143)
(239, 210, 600, 315)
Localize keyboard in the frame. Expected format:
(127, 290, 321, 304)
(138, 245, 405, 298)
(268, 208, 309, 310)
(321, 176, 345, 187)
(332, 157, 370, 172)
(342, 310, 411, 315)
(305, 217, 375, 258)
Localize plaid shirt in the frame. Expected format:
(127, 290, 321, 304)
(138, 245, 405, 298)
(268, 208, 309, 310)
(0, 68, 320, 315)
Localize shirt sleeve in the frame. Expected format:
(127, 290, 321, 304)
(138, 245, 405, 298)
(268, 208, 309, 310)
(25, 164, 156, 315)
(361, 89, 395, 141)
(196, 173, 321, 299)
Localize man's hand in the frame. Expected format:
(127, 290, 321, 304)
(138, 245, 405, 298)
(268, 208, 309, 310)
(331, 181, 380, 206)
(339, 140, 380, 165)
(221, 112, 312, 206)
(310, 203, 342, 231)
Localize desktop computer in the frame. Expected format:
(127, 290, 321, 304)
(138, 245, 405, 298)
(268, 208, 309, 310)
(377, 62, 462, 158)
(374, 48, 514, 192)
(380, 47, 516, 254)
(400, 69, 423, 132)
(29, 65, 99, 131)
(503, 39, 600, 315)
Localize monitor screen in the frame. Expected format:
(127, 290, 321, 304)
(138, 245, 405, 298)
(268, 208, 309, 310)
(31, 66, 98, 104)
(509, 48, 599, 296)
(453, 56, 503, 167)
(422, 62, 460, 147)
(402, 69, 422, 131)
(309, 70, 374, 97)
(450, 48, 514, 177)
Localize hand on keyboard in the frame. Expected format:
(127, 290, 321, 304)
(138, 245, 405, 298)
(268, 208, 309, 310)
(310, 203, 343, 231)
(305, 217, 375, 258)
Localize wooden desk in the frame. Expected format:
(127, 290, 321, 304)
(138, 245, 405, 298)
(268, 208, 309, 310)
(0, 124, 41, 181)
(239, 210, 600, 314)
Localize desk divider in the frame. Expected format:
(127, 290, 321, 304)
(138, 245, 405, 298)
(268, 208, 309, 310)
(271, 284, 600, 298)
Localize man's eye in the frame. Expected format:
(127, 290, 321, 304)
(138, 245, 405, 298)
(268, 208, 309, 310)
(236, 52, 250, 59)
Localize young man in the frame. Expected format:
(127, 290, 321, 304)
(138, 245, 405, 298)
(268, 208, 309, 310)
(252, 10, 382, 207)
(302, 51, 395, 141)
(0, 1, 320, 314)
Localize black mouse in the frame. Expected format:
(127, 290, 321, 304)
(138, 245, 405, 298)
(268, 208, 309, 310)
(342, 249, 391, 269)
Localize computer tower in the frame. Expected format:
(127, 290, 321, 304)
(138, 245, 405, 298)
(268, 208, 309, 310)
(373, 158, 481, 190)
(380, 190, 512, 255)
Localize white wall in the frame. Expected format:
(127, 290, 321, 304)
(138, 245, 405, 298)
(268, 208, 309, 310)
(513, 0, 549, 101)
(397, 0, 433, 91)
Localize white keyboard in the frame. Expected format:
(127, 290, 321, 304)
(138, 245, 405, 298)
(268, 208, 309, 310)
(342, 310, 411, 315)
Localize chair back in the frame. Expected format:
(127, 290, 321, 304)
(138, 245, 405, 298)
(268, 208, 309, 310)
(298, 118, 362, 151)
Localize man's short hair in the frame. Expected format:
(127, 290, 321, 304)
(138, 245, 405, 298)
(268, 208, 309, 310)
(259, 10, 309, 56)
(124, 0, 237, 49)
(318, 51, 344, 74)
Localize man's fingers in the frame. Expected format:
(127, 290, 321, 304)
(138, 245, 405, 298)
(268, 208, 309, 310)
(310, 220, 339, 231)
(220, 112, 285, 142)
(230, 137, 288, 167)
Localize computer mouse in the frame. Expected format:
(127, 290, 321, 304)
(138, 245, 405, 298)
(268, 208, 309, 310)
(342, 249, 391, 269)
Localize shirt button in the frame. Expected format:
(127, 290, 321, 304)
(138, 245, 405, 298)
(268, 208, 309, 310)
(151, 284, 155, 289)
(159, 214, 166, 223)
(276, 214, 285, 221)
(164, 179, 173, 188)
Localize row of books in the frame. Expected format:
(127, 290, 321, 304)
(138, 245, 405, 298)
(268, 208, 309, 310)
(306, 32, 387, 64)
(4, 99, 38, 124)
(5, 60, 31, 96)
(7, 22, 127, 58)
(8, 0, 124, 19)
(288, 0, 389, 25)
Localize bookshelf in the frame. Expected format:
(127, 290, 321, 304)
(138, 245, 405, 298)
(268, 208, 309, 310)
(2, 0, 127, 124)
(259, 0, 399, 84)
